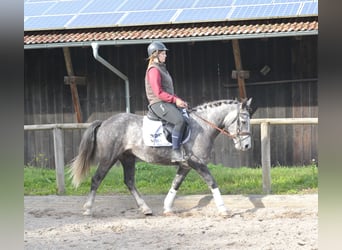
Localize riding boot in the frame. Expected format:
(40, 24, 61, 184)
(171, 131, 186, 162)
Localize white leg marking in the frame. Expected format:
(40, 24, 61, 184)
(164, 188, 177, 213)
(211, 188, 227, 213)
(83, 191, 96, 216)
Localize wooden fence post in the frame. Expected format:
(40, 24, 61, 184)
(53, 127, 65, 194)
(261, 122, 271, 194)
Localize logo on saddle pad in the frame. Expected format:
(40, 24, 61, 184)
(142, 116, 190, 147)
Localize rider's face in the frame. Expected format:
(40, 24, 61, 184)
(158, 51, 167, 63)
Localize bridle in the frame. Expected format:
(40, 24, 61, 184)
(189, 106, 251, 139)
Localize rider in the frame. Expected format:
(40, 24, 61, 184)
(145, 41, 188, 162)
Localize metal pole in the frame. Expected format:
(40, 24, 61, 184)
(91, 42, 131, 113)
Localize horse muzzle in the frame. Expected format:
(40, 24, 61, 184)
(234, 135, 251, 151)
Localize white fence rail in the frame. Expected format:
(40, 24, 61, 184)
(24, 118, 318, 194)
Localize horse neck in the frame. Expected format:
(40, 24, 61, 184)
(193, 102, 239, 128)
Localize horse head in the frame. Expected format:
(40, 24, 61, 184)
(225, 98, 253, 151)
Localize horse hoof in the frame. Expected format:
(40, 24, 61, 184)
(83, 209, 92, 216)
(163, 211, 175, 216)
(144, 210, 153, 216)
(219, 210, 231, 218)
(142, 207, 153, 215)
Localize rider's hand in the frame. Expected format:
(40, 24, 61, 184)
(175, 98, 188, 108)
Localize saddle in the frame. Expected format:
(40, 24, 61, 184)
(142, 108, 191, 147)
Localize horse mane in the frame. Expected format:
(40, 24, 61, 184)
(192, 99, 239, 112)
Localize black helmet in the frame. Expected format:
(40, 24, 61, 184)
(147, 41, 168, 57)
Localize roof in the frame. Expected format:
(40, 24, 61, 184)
(24, 17, 318, 49)
(24, 0, 318, 49)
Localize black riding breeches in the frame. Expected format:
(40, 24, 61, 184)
(149, 102, 187, 149)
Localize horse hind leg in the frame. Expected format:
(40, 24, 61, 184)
(83, 160, 115, 215)
(164, 164, 191, 215)
(83, 190, 96, 216)
(120, 154, 152, 215)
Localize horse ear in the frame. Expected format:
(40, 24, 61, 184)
(249, 99, 257, 117)
(246, 97, 252, 107)
(241, 97, 250, 109)
(242, 97, 256, 117)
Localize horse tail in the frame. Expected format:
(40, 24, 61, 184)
(70, 120, 102, 188)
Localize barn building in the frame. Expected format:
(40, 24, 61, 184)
(24, 0, 318, 168)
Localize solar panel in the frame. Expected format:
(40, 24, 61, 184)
(24, 0, 317, 31)
(25, 0, 56, 2)
(81, 0, 123, 13)
(119, 10, 177, 26)
(230, 3, 300, 19)
(300, 2, 318, 15)
(273, 0, 313, 3)
(274, 3, 301, 16)
(233, 0, 273, 6)
(175, 7, 231, 23)
(25, 15, 73, 30)
(155, 0, 197, 10)
(117, 0, 161, 11)
(67, 13, 125, 29)
(194, 0, 234, 8)
(44, 1, 88, 15)
(24, 2, 56, 16)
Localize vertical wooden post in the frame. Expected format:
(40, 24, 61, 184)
(53, 127, 65, 194)
(261, 122, 271, 194)
(63, 47, 82, 123)
(232, 39, 247, 99)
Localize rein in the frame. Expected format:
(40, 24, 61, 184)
(189, 110, 242, 139)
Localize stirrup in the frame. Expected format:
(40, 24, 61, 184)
(171, 149, 186, 162)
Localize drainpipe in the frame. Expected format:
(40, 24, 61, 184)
(91, 42, 130, 113)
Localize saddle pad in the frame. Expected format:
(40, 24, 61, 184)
(143, 116, 172, 147)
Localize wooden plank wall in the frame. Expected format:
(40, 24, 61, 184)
(24, 36, 317, 168)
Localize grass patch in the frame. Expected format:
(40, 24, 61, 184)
(24, 163, 318, 196)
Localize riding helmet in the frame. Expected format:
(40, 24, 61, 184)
(147, 41, 168, 57)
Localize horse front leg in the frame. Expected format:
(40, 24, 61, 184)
(120, 155, 152, 215)
(164, 164, 191, 215)
(189, 160, 230, 218)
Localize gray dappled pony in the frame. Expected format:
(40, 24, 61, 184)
(70, 98, 253, 217)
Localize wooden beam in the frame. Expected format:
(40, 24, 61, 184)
(231, 70, 249, 79)
(232, 39, 247, 99)
(63, 47, 82, 123)
(64, 76, 87, 85)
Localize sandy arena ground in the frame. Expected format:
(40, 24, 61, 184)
(24, 194, 317, 249)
